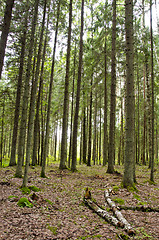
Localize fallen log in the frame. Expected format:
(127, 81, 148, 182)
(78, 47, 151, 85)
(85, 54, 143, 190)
(118, 205, 159, 212)
(84, 197, 122, 227)
(104, 189, 135, 235)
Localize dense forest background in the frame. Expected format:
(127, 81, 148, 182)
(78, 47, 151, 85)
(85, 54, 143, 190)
(0, 0, 159, 187)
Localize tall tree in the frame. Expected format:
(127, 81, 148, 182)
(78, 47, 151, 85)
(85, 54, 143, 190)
(0, 0, 15, 80)
(103, 35, 108, 166)
(40, 0, 61, 178)
(59, 0, 73, 170)
(150, 0, 154, 182)
(22, 0, 47, 187)
(9, 5, 29, 166)
(107, 0, 116, 173)
(15, 0, 39, 178)
(71, 0, 84, 171)
(68, 43, 76, 168)
(32, 11, 49, 166)
(123, 0, 135, 187)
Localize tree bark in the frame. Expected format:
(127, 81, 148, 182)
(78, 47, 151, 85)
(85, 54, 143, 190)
(9, 8, 29, 166)
(123, 0, 135, 187)
(107, 0, 116, 173)
(71, 0, 84, 171)
(32, 5, 49, 166)
(41, 0, 61, 178)
(103, 35, 108, 166)
(22, 0, 47, 187)
(60, 0, 73, 170)
(15, 0, 39, 178)
(0, 0, 15, 80)
(150, 0, 154, 182)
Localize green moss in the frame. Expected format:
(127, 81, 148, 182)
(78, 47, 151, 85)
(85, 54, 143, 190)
(113, 185, 119, 192)
(113, 197, 125, 205)
(47, 225, 57, 234)
(20, 187, 31, 195)
(17, 197, 33, 208)
(8, 195, 18, 199)
(28, 185, 41, 192)
(127, 185, 138, 192)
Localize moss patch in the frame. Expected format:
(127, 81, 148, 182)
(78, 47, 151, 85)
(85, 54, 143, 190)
(17, 197, 33, 208)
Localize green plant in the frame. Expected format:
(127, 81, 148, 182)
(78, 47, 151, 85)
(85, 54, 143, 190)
(17, 197, 33, 208)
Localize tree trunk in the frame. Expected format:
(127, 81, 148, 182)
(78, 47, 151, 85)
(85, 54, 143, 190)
(9, 8, 29, 166)
(0, 95, 5, 166)
(107, 0, 116, 173)
(22, 0, 46, 187)
(0, 0, 15, 80)
(32, 6, 49, 166)
(150, 0, 154, 182)
(83, 104, 87, 164)
(87, 77, 92, 167)
(15, 0, 39, 178)
(123, 0, 135, 187)
(68, 43, 76, 168)
(92, 91, 97, 165)
(60, 0, 72, 169)
(71, 0, 84, 171)
(41, 0, 61, 178)
(103, 36, 108, 166)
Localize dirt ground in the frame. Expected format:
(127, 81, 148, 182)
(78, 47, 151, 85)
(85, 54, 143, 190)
(0, 163, 159, 240)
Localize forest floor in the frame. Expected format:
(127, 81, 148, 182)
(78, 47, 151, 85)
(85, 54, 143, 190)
(0, 163, 159, 240)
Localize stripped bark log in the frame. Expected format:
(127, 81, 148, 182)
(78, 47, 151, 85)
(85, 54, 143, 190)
(84, 198, 122, 227)
(104, 189, 135, 235)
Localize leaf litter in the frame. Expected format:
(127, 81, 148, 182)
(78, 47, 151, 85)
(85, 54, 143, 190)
(0, 164, 159, 239)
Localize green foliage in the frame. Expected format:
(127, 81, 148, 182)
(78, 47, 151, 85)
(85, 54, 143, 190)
(28, 185, 41, 192)
(112, 198, 125, 205)
(20, 187, 31, 195)
(17, 197, 33, 208)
